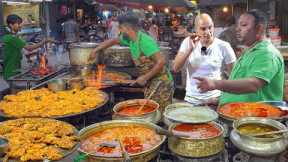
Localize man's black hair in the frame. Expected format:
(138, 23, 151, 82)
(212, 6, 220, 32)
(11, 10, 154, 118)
(6, 14, 22, 28)
(117, 13, 139, 29)
(246, 9, 268, 33)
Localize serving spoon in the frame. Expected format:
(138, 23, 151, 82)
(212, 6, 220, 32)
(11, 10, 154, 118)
(151, 124, 190, 138)
(247, 129, 288, 137)
(118, 139, 132, 162)
(136, 81, 162, 114)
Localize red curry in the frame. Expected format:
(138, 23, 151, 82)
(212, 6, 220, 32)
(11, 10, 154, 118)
(218, 102, 288, 119)
(117, 105, 156, 116)
(172, 123, 221, 139)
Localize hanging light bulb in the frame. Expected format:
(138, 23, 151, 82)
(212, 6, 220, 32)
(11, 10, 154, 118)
(164, 8, 170, 14)
(148, 5, 153, 10)
(222, 6, 229, 13)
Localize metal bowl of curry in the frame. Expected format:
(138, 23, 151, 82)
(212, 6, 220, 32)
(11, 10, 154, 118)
(217, 102, 288, 126)
(78, 120, 166, 162)
(168, 122, 225, 158)
(112, 99, 161, 124)
(230, 117, 288, 156)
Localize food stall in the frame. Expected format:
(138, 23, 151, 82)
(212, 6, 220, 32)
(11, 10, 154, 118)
(0, 1, 288, 162)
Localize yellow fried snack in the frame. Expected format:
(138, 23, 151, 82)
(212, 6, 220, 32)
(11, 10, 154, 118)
(0, 118, 78, 161)
(0, 87, 106, 118)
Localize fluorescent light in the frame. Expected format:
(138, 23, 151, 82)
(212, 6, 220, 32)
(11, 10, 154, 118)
(2, 1, 30, 5)
(2, 0, 53, 4)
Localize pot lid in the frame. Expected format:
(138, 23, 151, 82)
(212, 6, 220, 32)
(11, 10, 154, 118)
(164, 103, 218, 124)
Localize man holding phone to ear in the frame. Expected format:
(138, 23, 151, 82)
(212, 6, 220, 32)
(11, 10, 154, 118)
(173, 13, 236, 105)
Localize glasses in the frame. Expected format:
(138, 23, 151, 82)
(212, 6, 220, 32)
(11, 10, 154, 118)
(201, 46, 210, 56)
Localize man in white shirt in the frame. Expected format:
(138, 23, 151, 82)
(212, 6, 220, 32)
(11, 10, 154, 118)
(173, 13, 236, 105)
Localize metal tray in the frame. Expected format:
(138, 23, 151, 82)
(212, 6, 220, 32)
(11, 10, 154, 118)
(0, 90, 109, 120)
(0, 118, 80, 162)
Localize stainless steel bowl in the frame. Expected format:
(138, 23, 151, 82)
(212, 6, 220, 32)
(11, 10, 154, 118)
(112, 99, 161, 124)
(67, 77, 84, 90)
(69, 42, 100, 66)
(230, 117, 288, 157)
(47, 79, 66, 92)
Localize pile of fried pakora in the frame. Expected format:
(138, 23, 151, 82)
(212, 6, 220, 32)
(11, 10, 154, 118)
(0, 87, 107, 118)
(0, 118, 78, 161)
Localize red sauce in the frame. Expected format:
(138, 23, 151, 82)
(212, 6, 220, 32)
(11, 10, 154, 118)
(219, 102, 288, 119)
(97, 146, 115, 154)
(117, 105, 156, 116)
(123, 137, 143, 154)
(172, 123, 221, 139)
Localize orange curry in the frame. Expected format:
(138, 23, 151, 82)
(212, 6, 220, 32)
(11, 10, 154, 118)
(218, 102, 288, 119)
(117, 105, 156, 116)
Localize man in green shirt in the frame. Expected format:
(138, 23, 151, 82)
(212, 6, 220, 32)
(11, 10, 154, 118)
(89, 14, 174, 112)
(2, 14, 52, 79)
(194, 9, 284, 106)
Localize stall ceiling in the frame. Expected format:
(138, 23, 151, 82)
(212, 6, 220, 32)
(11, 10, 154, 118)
(198, 0, 246, 6)
(95, 0, 195, 8)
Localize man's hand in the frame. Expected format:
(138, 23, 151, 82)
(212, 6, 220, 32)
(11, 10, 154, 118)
(194, 77, 217, 93)
(173, 33, 200, 72)
(130, 75, 148, 86)
(204, 97, 219, 106)
(187, 33, 200, 53)
(88, 49, 98, 63)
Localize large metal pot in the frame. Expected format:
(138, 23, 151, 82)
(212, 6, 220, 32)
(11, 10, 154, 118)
(168, 122, 225, 158)
(112, 99, 161, 124)
(102, 46, 171, 67)
(69, 42, 99, 66)
(230, 117, 288, 157)
(78, 120, 166, 162)
(102, 46, 134, 67)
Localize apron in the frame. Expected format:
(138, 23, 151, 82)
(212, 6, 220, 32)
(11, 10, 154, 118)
(133, 54, 174, 113)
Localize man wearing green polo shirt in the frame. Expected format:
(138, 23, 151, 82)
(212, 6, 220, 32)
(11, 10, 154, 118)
(2, 14, 52, 80)
(89, 14, 174, 112)
(194, 9, 284, 106)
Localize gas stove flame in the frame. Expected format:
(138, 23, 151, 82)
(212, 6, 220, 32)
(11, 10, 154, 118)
(40, 55, 47, 69)
(95, 64, 106, 89)
(31, 54, 52, 76)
